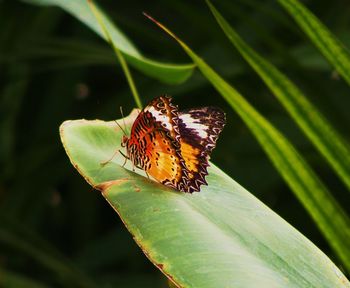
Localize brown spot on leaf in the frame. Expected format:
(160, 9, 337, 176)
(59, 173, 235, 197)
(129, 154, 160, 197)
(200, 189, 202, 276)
(133, 184, 141, 192)
(96, 178, 129, 191)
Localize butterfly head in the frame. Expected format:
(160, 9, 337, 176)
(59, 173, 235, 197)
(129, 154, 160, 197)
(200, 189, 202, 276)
(121, 135, 129, 148)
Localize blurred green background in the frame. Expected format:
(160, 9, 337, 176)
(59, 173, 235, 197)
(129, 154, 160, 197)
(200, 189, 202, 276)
(1, 0, 350, 287)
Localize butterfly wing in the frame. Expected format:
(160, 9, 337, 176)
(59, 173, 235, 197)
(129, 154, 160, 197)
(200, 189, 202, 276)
(125, 96, 190, 192)
(142, 129, 190, 192)
(178, 107, 226, 192)
(125, 96, 225, 193)
(143, 95, 181, 143)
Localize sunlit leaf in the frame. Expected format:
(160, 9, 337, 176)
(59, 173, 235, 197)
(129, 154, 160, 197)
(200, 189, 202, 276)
(143, 12, 350, 272)
(59, 112, 350, 288)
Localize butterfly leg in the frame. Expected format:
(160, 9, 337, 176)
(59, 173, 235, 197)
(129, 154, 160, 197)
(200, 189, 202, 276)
(121, 155, 128, 167)
(100, 149, 120, 166)
(118, 150, 129, 167)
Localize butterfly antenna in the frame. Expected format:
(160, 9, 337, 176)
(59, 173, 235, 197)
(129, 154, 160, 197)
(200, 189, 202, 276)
(114, 119, 127, 135)
(120, 106, 129, 134)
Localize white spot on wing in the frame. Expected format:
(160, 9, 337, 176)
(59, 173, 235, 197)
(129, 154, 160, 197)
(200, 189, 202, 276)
(180, 114, 208, 138)
(146, 106, 172, 130)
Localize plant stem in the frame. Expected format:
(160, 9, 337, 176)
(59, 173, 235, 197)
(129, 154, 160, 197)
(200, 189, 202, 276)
(87, 0, 143, 109)
(113, 47, 143, 109)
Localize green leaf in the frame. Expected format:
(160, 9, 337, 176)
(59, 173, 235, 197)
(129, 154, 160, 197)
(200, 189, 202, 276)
(143, 14, 350, 271)
(23, 0, 195, 84)
(277, 0, 350, 86)
(206, 1, 350, 191)
(87, 0, 142, 109)
(60, 114, 350, 288)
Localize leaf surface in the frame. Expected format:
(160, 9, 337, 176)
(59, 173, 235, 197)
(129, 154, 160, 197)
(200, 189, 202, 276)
(60, 113, 350, 288)
(143, 12, 350, 271)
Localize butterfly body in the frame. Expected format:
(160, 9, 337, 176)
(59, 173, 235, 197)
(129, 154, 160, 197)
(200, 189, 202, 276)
(122, 96, 225, 193)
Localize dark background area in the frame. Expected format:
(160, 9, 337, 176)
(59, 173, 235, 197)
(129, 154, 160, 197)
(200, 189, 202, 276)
(1, 0, 350, 287)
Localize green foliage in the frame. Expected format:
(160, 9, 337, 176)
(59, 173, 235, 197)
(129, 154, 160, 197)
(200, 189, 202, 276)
(25, 0, 195, 84)
(206, 0, 350, 269)
(277, 0, 350, 87)
(87, 0, 143, 109)
(60, 115, 348, 288)
(1, 0, 350, 287)
(145, 7, 350, 272)
(207, 1, 350, 192)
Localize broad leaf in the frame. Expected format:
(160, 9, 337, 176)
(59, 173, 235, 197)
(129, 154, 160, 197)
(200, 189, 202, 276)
(23, 0, 195, 84)
(59, 113, 350, 288)
(143, 14, 350, 271)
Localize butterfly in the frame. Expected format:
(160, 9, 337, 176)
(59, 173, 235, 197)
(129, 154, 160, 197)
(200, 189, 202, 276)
(121, 96, 225, 193)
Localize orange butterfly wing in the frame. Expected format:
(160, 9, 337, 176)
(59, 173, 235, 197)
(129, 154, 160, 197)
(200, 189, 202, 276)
(124, 96, 190, 192)
(178, 107, 226, 191)
(143, 129, 188, 191)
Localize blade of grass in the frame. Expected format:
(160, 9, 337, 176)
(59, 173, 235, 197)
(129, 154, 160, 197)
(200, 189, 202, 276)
(206, 1, 350, 192)
(144, 13, 350, 272)
(277, 0, 350, 87)
(88, 0, 142, 109)
(23, 0, 195, 84)
(235, 0, 301, 35)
